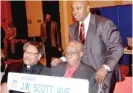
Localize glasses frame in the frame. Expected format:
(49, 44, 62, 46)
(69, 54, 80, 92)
(65, 51, 78, 58)
(24, 50, 38, 56)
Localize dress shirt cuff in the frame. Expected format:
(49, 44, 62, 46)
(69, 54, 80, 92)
(103, 65, 111, 71)
(60, 56, 66, 62)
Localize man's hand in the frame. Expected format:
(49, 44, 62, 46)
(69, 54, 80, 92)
(1, 82, 9, 93)
(51, 58, 62, 66)
(95, 66, 108, 86)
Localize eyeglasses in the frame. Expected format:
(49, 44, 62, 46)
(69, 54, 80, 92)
(65, 52, 77, 57)
(24, 50, 38, 56)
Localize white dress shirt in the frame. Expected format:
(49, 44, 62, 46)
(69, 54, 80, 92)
(61, 13, 111, 71)
(79, 13, 91, 39)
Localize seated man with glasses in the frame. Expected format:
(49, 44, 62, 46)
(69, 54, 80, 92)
(49, 40, 98, 93)
(1, 41, 49, 93)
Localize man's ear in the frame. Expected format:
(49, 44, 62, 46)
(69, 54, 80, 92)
(80, 51, 83, 57)
(38, 54, 42, 60)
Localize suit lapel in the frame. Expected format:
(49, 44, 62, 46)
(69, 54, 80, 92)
(61, 64, 67, 76)
(85, 14, 96, 52)
(73, 63, 83, 78)
(74, 22, 79, 41)
(43, 22, 47, 38)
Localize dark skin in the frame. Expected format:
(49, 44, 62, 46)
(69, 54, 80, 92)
(51, 1, 109, 86)
(96, 66, 108, 86)
(73, 1, 109, 86)
(45, 14, 51, 22)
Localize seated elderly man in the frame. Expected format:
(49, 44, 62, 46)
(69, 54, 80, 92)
(1, 41, 47, 93)
(50, 41, 98, 93)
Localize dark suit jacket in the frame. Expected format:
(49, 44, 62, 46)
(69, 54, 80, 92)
(69, 13, 123, 93)
(50, 62, 98, 93)
(69, 13, 123, 71)
(1, 62, 44, 93)
(1, 62, 23, 84)
(40, 21, 60, 47)
(1, 62, 43, 84)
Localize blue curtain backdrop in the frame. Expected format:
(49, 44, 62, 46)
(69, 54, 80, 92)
(91, 4, 132, 64)
(99, 5, 132, 46)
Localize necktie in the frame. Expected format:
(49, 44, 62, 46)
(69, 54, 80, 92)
(64, 69, 73, 78)
(79, 23, 85, 44)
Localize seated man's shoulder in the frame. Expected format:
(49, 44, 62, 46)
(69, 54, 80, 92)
(7, 62, 23, 67)
(6, 62, 23, 72)
(52, 62, 66, 67)
(51, 62, 66, 72)
(40, 62, 66, 76)
(40, 66, 51, 76)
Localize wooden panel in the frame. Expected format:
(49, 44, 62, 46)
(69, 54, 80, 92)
(89, 1, 132, 8)
(59, 1, 69, 54)
(89, 1, 121, 8)
(25, 1, 43, 37)
(121, 0, 132, 5)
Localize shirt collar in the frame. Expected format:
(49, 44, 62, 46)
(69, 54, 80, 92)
(67, 62, 80, 71)
(79, 13, 91, 25)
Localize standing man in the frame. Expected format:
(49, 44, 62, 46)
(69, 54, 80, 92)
(52, 1, 123, 93)
(41, 14, 61, 67)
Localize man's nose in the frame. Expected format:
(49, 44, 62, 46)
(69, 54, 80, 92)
(68, 54, 73, 59)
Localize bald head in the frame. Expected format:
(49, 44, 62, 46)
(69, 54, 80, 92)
(67, 41, 83, 53)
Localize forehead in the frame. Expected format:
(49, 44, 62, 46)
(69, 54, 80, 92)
(66, 43, 78, 51)
(25, 45, 38, 53)
(66, 46, 77, 52)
